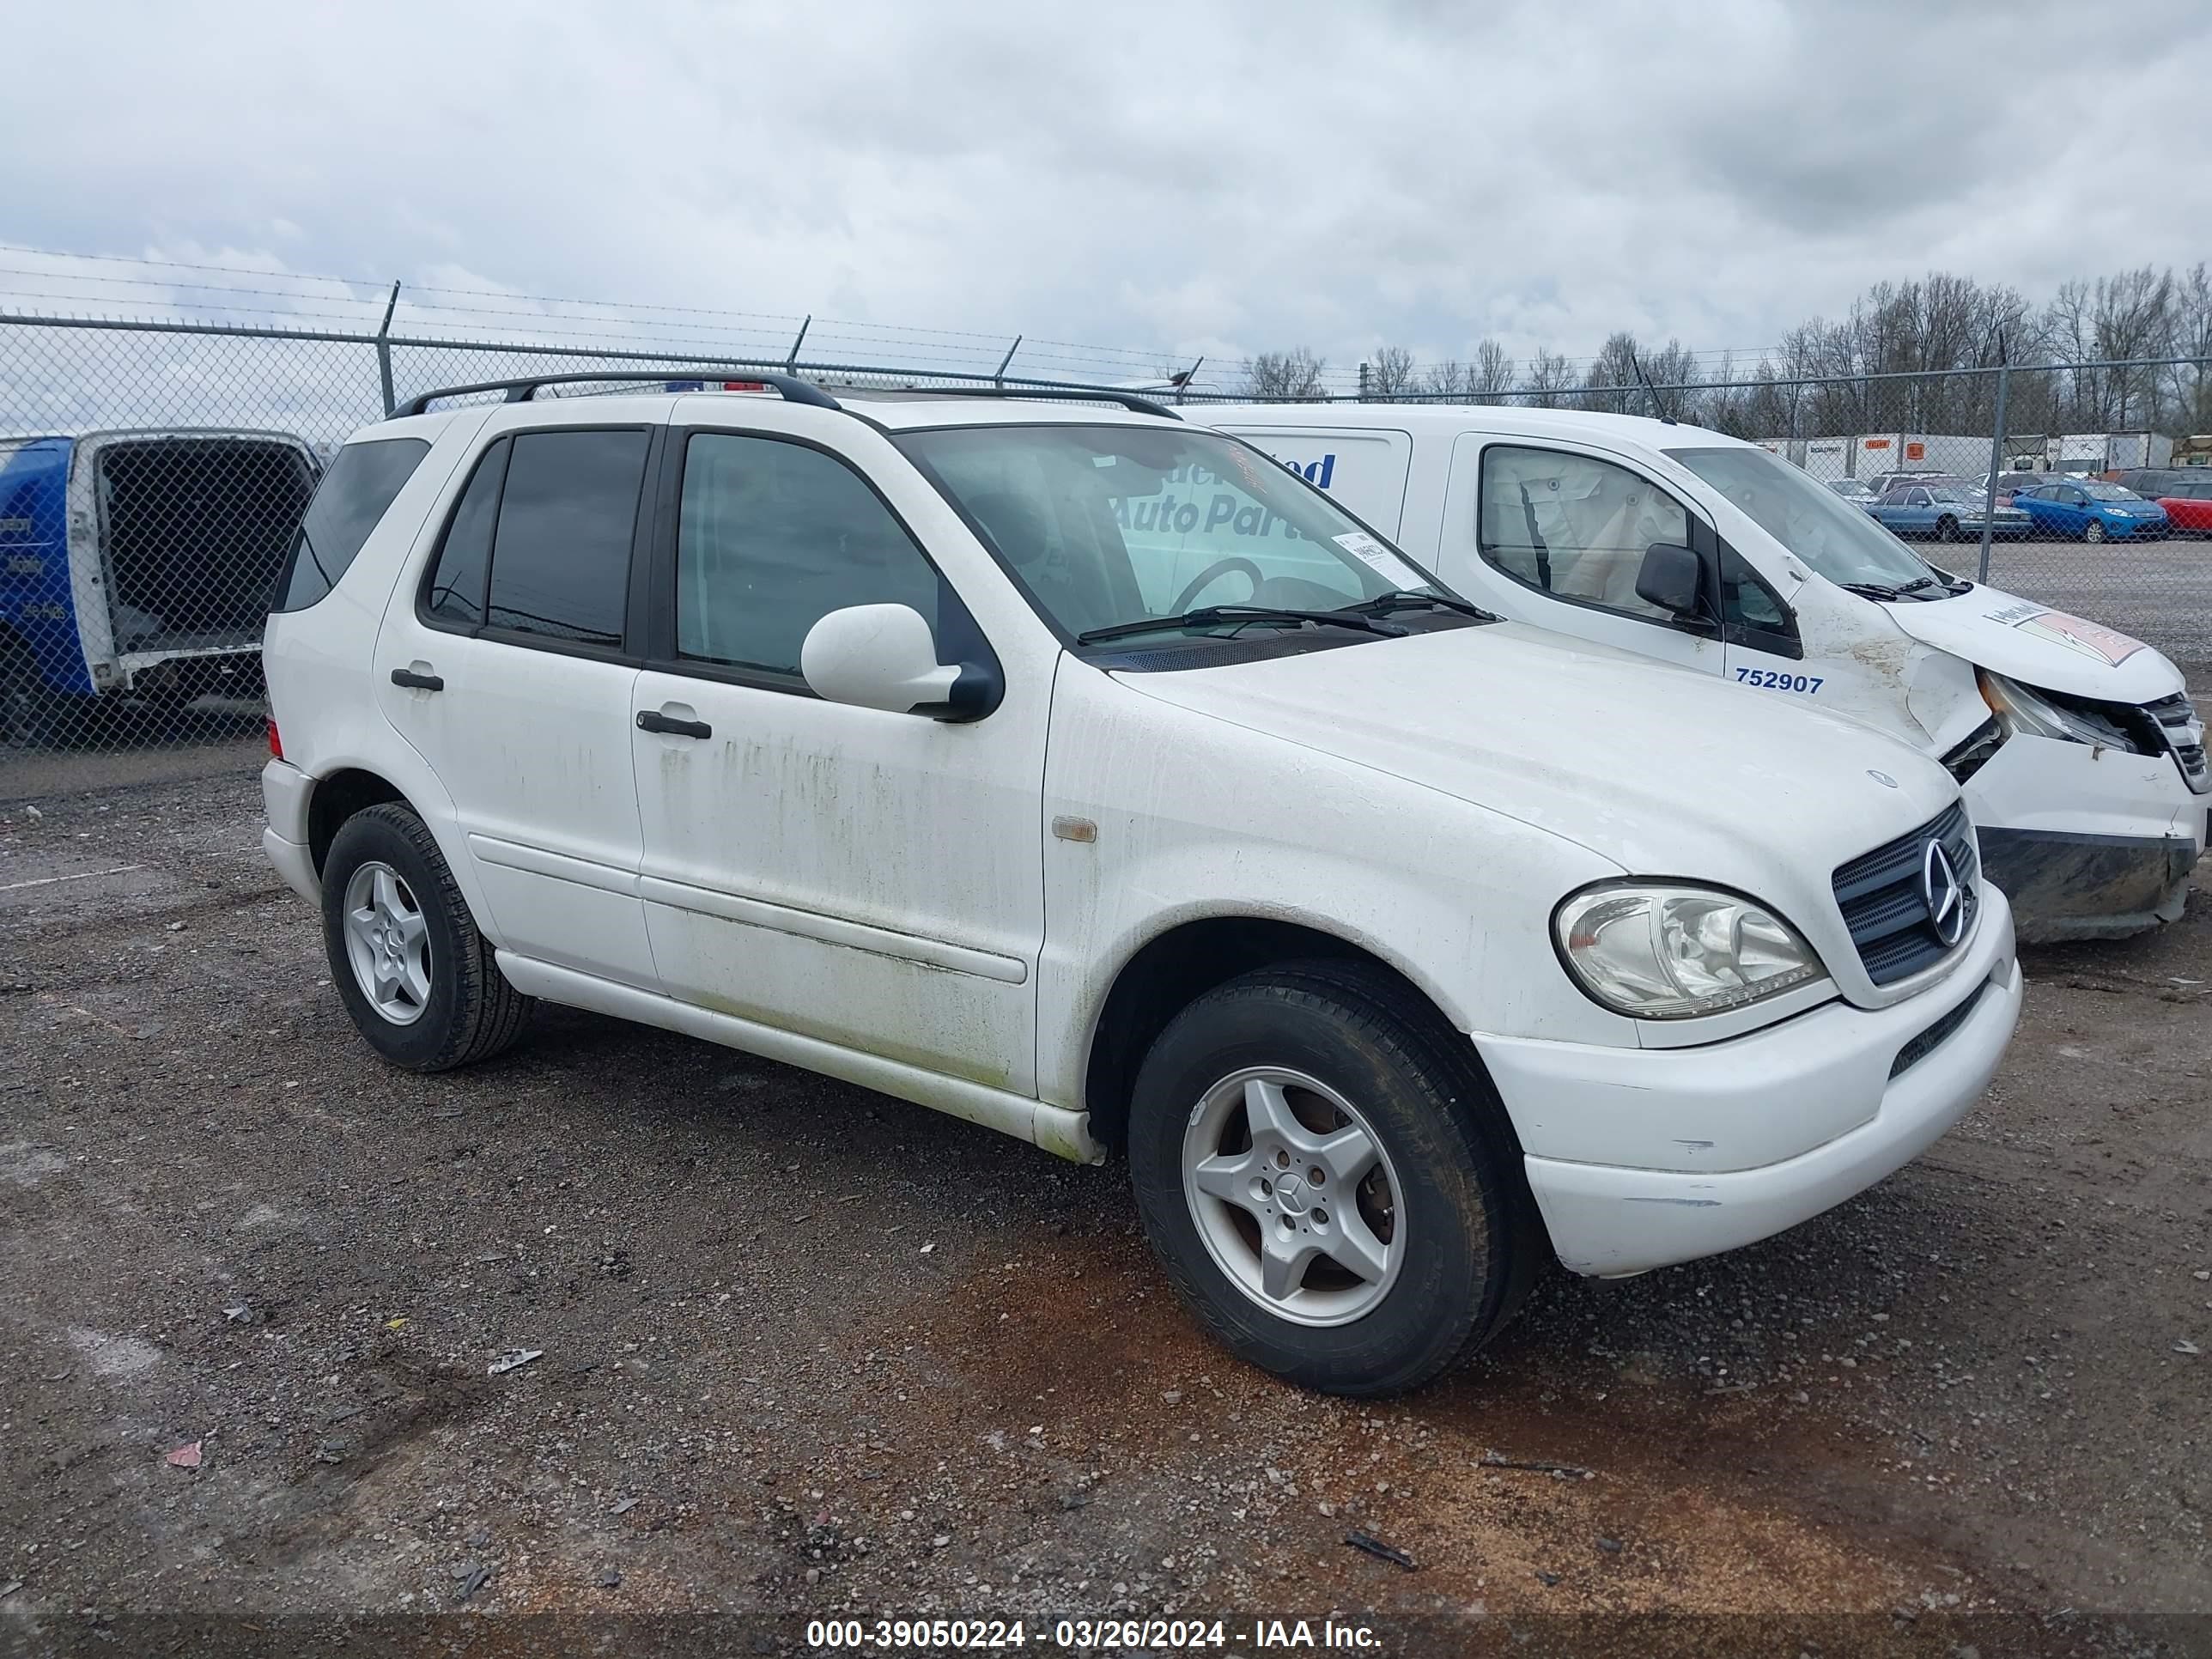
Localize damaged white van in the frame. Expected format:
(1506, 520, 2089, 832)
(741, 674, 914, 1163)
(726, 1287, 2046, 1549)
(1200, 405, 2207, 941)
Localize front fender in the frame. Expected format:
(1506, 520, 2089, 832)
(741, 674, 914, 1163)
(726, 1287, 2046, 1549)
(1034, 666, 1632, 1109)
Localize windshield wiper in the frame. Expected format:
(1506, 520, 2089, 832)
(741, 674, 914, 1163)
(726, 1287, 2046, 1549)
(1334, 589, 1498, 622)
(1076, 605, 1406, 645)
(1893, 575, 1942, 595)
(1838, 580, 1908, 601)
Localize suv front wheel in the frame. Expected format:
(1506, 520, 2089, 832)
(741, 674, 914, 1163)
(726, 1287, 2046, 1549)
(1128, 960, 1537, 1395)
(320, 802, 533, 1071)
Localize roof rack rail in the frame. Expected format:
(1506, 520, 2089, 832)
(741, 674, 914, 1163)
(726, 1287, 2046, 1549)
(889, 385, 1181, 420)
(396, 368, 842, 419)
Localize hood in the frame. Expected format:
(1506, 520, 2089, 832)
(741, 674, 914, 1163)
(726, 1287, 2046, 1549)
(1883, 586, 2183, 703)
(1115, 623, 1958, 896)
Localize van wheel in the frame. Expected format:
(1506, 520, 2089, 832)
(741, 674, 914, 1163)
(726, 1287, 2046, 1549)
(1127, 960, 1539, 1395)
(320, 802, 533, 1071)
(0, 636, 78, 749)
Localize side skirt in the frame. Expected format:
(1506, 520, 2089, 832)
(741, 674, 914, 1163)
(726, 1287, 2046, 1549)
(495, 952, 1103, 1165)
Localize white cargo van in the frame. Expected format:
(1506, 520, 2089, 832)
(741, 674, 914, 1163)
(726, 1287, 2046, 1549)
(1197, 404, 2206, 942)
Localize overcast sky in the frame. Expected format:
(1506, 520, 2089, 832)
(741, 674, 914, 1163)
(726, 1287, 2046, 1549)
(4, 0, 2208, 384)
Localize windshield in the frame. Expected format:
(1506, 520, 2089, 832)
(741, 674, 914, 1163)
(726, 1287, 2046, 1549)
(1664, 446, 1937, 589)
(2082, 483, 2139, 501)
(896, 422, 1444, 641)
(1926, 488, 1984, 505)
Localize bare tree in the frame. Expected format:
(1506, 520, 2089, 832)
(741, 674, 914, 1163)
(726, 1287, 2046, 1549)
(1578, 331, 1644, 415)
(1421, 360, 1472, 398)
(1242, 348, 1329, 401)
(1218, 262, 2205, 436)
(2170, 262, 2212, 433)
(1471, 338, 1515, 404)
(1364, 345, 1419, 401)
(2089, 266, 2176, 428)
(1521, 348, 1575, 408)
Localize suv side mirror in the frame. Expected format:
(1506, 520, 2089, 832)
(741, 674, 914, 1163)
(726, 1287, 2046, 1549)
(1634, 542, 1706, 621)
(800, 604, 1000, 720)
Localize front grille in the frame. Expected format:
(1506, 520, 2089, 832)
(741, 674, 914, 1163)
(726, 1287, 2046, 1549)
(1888, 983, 1987, 1079)
(1832, 802, 1981, 986)
(2145, 692, 2209, 793)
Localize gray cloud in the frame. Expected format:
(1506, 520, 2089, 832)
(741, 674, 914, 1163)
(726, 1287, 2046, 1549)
(3, 0, 2204, 382)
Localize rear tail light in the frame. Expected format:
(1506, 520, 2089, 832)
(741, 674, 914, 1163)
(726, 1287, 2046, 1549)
(266, 718, 283, 760)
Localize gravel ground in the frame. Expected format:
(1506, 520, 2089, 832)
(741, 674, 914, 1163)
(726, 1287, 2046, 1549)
(0, 772, 2207, 1657)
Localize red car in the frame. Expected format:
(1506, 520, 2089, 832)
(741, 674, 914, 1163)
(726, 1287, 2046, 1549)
(2153, 474, 2212, 533)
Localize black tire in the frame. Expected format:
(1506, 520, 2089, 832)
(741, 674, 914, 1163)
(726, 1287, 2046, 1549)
(320, 801, 533, 1071)
(0, 634, 83, 750)
(1127, 959, 1540, 1395)
(2082, 517, 2106, 544)
(1936, 514, 1958, 542)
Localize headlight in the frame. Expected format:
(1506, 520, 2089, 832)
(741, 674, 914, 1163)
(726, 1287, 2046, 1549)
(1553, 884, 1827, 1019)
(1978, 670, 2131, 748)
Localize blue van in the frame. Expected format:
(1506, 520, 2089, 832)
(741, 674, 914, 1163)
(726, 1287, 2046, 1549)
(1, 428, 319, 743)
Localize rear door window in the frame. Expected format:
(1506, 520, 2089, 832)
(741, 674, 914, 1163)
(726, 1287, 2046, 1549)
(481, 429, 650, 649)
(273, 437, 428, 611)
(421, 439, 508, 629)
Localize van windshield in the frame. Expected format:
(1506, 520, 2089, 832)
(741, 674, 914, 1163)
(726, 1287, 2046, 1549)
(896, 423, 1453, 643)
(1665, 446, 1940, 591)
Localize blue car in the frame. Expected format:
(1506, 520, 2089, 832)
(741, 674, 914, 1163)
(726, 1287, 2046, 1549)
(2010, 478, 2169, 543)
(1864, 482, 2031, 542)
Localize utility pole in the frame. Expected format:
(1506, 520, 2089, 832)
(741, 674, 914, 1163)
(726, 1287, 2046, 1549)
(1977, 331, 2011, 585)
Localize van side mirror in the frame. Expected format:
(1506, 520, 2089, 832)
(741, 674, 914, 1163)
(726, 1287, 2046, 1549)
(1634, 543, 1706, 621)
(800, 604, 1000, 721)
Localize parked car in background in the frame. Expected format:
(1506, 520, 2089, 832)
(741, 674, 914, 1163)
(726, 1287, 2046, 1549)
(1981, 471, 2047, 506)
(1828, 477, 1877, 505)
(2, 427, 320, 744)
(2010, 478, 2169, 543)
(1198, 402, 2208, 941)
(1864, 470, 1949, 496)
(2107, 469, 2190, 498)
(2148, 474, 2212, 534)
(1867, 483, 2031, 541)
(262, 373, 2027, 1395)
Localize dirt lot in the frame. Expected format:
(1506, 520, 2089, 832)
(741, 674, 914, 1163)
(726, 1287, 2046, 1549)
(0, 771, 2207, 1657)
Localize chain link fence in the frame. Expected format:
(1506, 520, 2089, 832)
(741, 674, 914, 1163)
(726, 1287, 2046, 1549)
(0, 313, 1188, 794)
(2, 311, 2206, 797)
(1695, 360, 2212, 686)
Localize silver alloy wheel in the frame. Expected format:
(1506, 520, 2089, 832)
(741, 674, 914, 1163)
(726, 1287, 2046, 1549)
(2083, 518, 2106, 543)
(1182, 1066, 1406, 1327)
(342, 860, 432, 1026)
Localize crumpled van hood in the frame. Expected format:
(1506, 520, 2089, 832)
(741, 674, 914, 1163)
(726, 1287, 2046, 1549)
(1880, 585, 2184, 703)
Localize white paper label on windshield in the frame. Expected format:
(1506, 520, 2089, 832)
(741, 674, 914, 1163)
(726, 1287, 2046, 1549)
(1333, 532, 1425, 587)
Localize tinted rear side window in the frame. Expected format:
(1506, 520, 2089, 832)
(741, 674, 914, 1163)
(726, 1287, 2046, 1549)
(422, 438, 508, 629)
(483, 429, 649, 647)
(274, 437, 428, 611)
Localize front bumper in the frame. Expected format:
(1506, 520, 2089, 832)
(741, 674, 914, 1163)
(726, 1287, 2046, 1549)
(1978, 827, 2200, 940)
(1481, 886, 2021, 1277)
(1963, 732, 2204, 941)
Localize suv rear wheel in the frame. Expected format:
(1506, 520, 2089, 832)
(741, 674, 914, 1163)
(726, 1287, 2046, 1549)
(1127, 960, 1538, 1395)
(320, 802, 533, 1071)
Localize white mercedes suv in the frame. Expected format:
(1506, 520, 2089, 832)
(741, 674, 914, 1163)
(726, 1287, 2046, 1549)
(260, 372, 2023, 1395)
